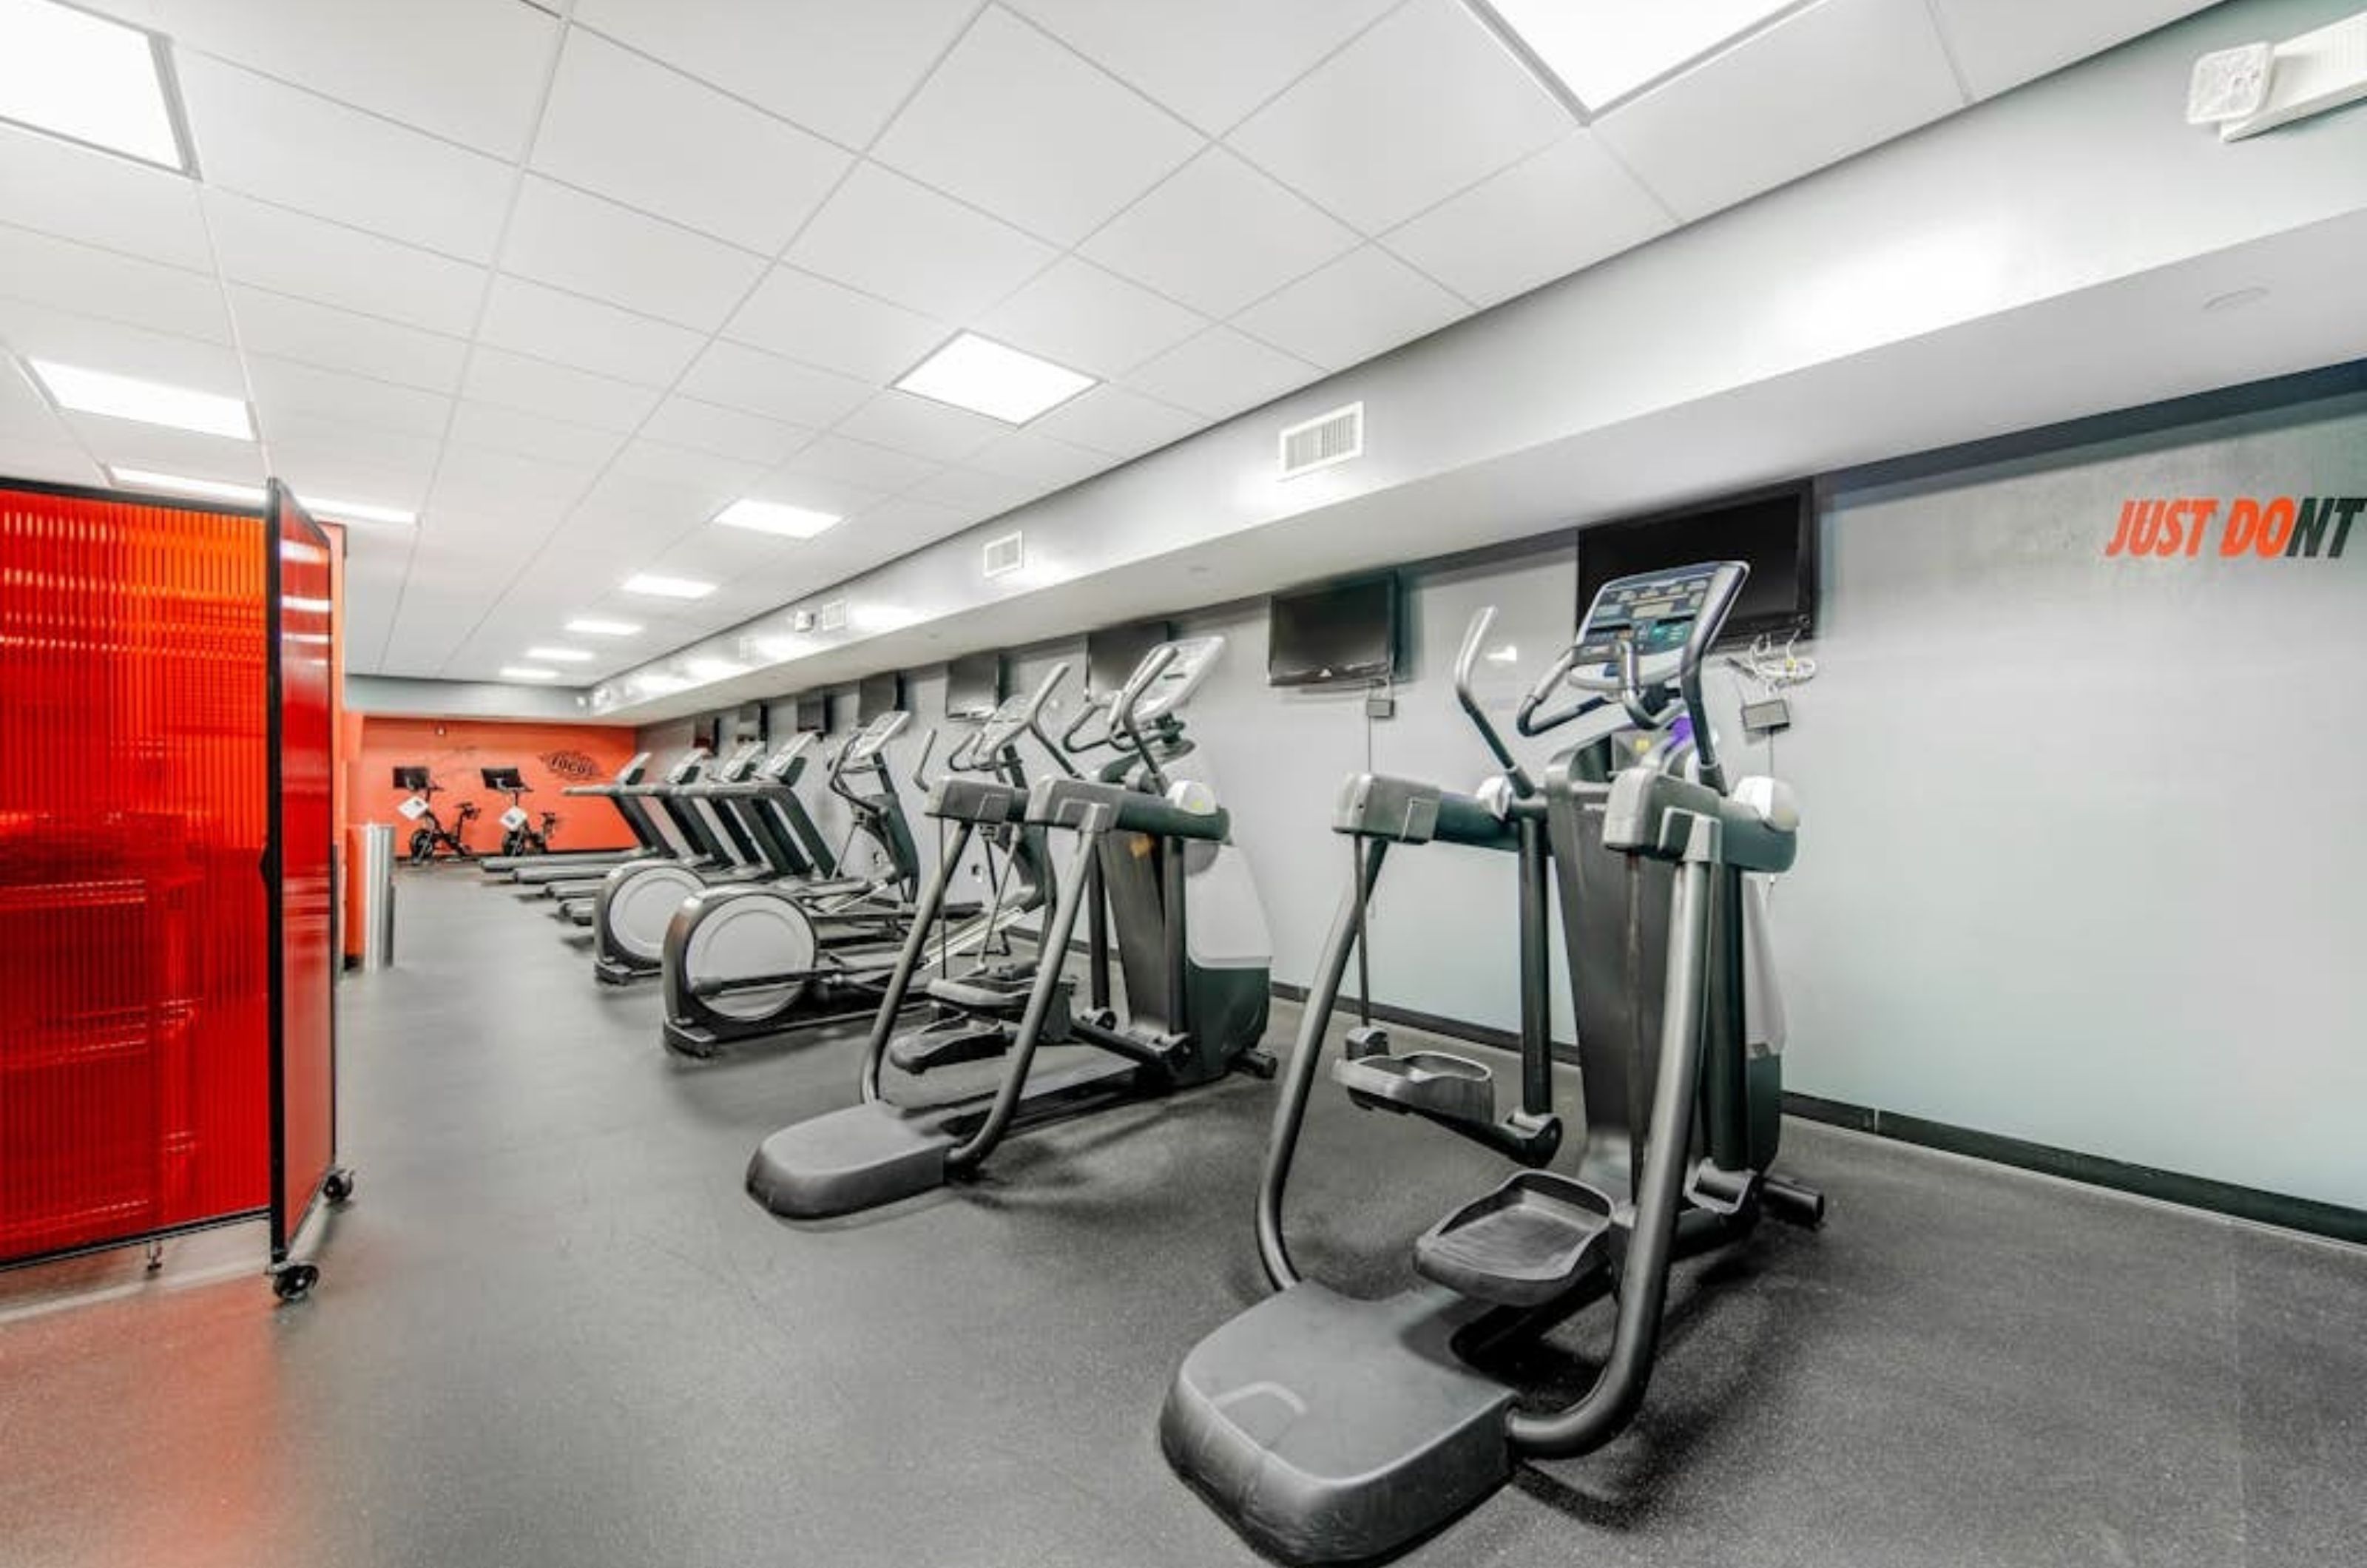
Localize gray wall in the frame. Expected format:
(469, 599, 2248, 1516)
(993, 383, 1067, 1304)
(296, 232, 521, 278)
(345, 675, 603, 723)
(646, 385, 2367, 1210)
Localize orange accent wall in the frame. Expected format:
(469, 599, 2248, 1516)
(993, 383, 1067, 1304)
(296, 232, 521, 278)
(350, 717, 644, 856)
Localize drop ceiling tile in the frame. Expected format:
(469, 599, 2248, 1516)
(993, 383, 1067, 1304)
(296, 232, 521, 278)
(0, 225, 229, 343)
(0, 122, 212, 269)
(0, 300, 247, 396)
(264, 411, 445, 475)
(774, 433, 942, 493)
(1006, 0, 1399, 136)
(500, 178, 769, 331)
(571, 467, 717, 530)
(0, 368, 70, 443)
(226, 287, 468, 393)
(0, 436, 99, 487)
(164, 0, 560, 158)
(476, 275, 706, 387)
(978, 257, 1206, 380)
(873, 7, 1201, 248)
(846, 494, 976, 554)
(966, 428, 1110, 487)
(740, 467, 886, 520)
(448, 401, 629, 467)
(1027, 384, 1201, 458)
(607, 437, 768, 499)
(1232, 244, 1465, 370)
(177, 54, 513, 262)
(638, 395, 814, 467)
(1592, 0, 1965, 222)
(570, 0, 976, 148)
(66, 415, 263, 479)
(721, 266, 948, 384)
(678, 340, 875, 428)
(1229, 0, 1567, 234)
(1382, 132, 1672, 308)
(274, 452, 433, 513)
(907, 464, 1040, 516)
(462, 348, 664, 433)
(785, 163, 1059, 321)
(1929, 0, 2215, 101)
(837, 391, 1008, 464)
(1121, 325, 1322, 419)
(430, 444, 601, 513)
(530, 29, 851, 255)
(245, 354, 453, 437)
(1079, 147, 1357, 317)
(206, 190, 487, 336)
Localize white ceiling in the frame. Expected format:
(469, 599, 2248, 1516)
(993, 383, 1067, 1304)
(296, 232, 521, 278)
(0, 0, 2217, 683)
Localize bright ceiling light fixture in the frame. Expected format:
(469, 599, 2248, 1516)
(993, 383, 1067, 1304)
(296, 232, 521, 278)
(305, 495, 416, 527)
(895, 332, 1095, 425)
(30, 359, 251, 439)
(524, 646, 594, 663)
(621, 572, 716, 600)
(1469, 0, 1797, 111)
(566, 618, 642, 637)
(714, 497, 844, 539)
(0, 0, 190, 171)
(107, 467, 264, 505)
(501, 666, 560, 681)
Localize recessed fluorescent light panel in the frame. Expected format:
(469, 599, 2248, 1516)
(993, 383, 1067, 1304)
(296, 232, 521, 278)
(566, 618, 641, 637)
(524, 646, 593, 663)
(621, 573, 716, 600)
(306, 496, 416, 527)
(501, 666, 559, 681)
(31, 359, 251, 439)
(895, 332, 1094, 425)
(1472, 0, 1795, 109)
(715, 498, 843, 539)
(0, 0, 189, 170)
(107, 467, 264, 505)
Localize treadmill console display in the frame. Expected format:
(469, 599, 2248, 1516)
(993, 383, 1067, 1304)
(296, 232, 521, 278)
(843, 709, 911, 763)
(1573, 563, 1738, 677)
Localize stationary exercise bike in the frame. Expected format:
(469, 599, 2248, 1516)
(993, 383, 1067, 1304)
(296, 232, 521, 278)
(1161, 562, 1823, 1564)
(394, 766, 479, 863)
(483, 766, 558, 858)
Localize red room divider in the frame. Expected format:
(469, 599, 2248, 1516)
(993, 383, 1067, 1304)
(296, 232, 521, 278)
(0, 476, 346, 1297)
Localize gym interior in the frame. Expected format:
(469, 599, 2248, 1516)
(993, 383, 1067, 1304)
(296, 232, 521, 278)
(3, 3, 2364, 1565)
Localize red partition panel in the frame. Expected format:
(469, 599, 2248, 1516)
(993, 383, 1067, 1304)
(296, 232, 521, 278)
(266, 484, 338, 1261)
(0, 481, 271, 1265)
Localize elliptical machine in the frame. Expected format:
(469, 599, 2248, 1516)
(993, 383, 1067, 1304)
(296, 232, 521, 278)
(395, 766, 478, 863)
(743, 635, 1275, 1219)
(1160, 562, 1822, 1564)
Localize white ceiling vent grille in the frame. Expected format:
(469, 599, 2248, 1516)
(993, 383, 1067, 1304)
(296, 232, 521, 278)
(1279, 402, 1364, 478)
(790, 609, 817, 632)
(817, 598, 847, 632)
(982, 530, 1024, 578)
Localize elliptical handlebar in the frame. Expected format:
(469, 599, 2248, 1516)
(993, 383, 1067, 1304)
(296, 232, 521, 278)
(1454, 607, 1536, 798)
(1113, 644, 1178, 794)
(909, 728, 940, 791)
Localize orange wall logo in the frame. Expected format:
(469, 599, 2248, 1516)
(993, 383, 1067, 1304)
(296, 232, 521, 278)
(2105, 496, 2363, 559)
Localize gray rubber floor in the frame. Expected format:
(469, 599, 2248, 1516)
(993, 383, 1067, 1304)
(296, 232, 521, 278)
(3, 866, 2363, 1567)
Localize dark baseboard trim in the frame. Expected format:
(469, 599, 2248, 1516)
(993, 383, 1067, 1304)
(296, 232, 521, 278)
(1267, 981, 2366, 1248)
(0, 1207, 269, 1277)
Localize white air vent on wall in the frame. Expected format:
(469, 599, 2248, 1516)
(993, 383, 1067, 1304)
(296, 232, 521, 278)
(791, 609, 817, 632)
(982, 530, 1024, 578)
(817, 598, 847, 632)
(1279, 402, 1364, 479)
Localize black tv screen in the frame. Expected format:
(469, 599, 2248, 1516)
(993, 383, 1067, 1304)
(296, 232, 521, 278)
(858, 671, 904, 720)
(1576, 483, 1816, 647)
(1086, 618, 1172, 695)
(1268, 575, 1397, 687)
(945, 652, 1004, 719)
(794, 694, 829, 734)
(731, 703, 768, 746)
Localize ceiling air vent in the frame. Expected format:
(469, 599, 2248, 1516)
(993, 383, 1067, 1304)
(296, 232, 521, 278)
(982, 530, 1024, 578)
(817, 598, 847, 632)
(1279, 402, 1363, 479)
(790, 609, 817, 632)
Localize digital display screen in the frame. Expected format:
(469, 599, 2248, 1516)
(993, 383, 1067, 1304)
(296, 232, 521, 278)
(1086, 619, 1172, 695)
(1576, 567, 1718, 667)
(1576, 484, 1814, 647)
(945, 651, 1004, 719)
(858, 670, 903, 720)
(793, 694, 829, 734)
(1268, 575, 1396, 687)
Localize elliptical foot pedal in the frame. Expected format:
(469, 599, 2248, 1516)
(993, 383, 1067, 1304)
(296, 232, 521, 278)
(888, 1018, 1013, 1075)
(1415, 1172, 1614, 1308)
(1331, 1049, 1495, 1124)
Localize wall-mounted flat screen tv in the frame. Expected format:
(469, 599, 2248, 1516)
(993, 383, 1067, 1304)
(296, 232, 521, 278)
(1267, 575, 1397, 687)
(729, 703, 767, 746)
(1085, 618, 1173, 695)
(793, 694, 829, 734)
(945, 652, 1004, 719)
(1575, 482, 1817, 647)
(858, 671, 905, 720)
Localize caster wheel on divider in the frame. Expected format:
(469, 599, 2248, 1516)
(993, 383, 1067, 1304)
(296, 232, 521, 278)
(323, 1168, 355, 1204)
(273, 1263, 320, 1301)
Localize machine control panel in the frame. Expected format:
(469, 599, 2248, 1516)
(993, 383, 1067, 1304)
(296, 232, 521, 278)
(843, 709, 911, 763)
(1572, 563, 1744, 683)
(1128, 635, 1224, 723)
